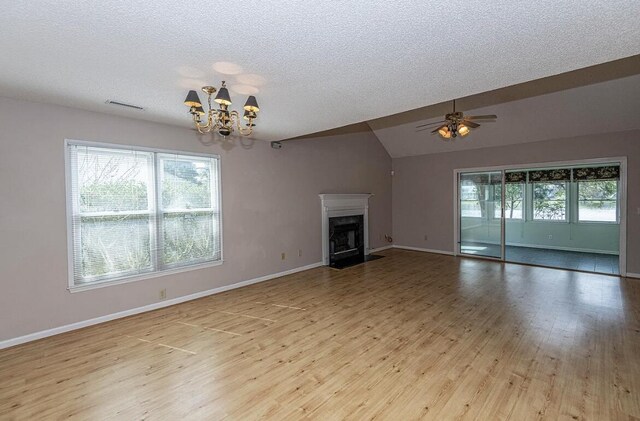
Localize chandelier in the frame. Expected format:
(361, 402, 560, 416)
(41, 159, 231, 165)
(183, 81, 260, 137)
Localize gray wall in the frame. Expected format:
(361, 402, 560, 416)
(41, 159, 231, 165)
(392, 130, 639, 272)
(0, 97, 392, 341)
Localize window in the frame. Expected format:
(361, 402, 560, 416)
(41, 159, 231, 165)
(67, 142, 221, 288)
(460, 181, 482, 217)
(578, 180, 618, 222)
(533, 182, 567, 221)
(494, 183, 524, 219)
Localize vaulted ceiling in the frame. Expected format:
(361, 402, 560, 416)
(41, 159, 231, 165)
(1, 1, 639, 144)
(368, 59, 640, 157)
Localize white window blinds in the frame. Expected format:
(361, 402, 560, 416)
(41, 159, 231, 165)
(67, 142, 221, 287)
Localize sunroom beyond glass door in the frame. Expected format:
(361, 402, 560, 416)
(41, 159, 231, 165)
(459, 171, 503, 258)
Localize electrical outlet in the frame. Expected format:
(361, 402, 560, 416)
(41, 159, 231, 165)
(281, 252, 286, 260)
(548, 234, 553, 240)
(298, 249, 302, 257)
(159, 288, 167, 300)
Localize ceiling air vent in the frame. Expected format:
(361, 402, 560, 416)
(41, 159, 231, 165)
(105, 100, 145, 111)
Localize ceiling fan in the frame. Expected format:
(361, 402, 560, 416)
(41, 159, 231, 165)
(415, 99, 497, 140)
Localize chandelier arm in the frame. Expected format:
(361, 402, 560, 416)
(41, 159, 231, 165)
(220, 106, 233, 131)
(191, 92, 217, 133)
(229, 110, 239, 128)
(236, 118, 254, 136)
(206, 94, 217, 131)
(192, 114, 213, 133)
(230, 110, 239, 130)
(213, 110, 223, 129)
(238, 126, 254, 136)
(215, 102, 228, 129)
(230, 110, 254, 136)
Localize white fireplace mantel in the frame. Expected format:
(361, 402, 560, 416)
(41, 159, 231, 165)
(319, 194, 372, 265)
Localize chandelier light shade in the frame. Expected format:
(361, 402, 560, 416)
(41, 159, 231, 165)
(214, 83, 232, 106)
(184, 90, 202, 108)
(183, 81, 260, 137)
(243, 95, 260, 112)
(457, 124, 470, 137)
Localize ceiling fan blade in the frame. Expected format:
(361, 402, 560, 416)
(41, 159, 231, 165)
(415, 120, 445, 129)
(465, 114, 497, 120)
(462, 120, 480, 128)
(431, 125, 447, 134)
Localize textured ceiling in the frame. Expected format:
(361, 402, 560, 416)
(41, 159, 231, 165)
(369, 74, 640, 158)
(0, 1, 639, 142)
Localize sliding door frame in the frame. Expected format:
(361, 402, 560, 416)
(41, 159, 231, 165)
(453, 156, 628, 276)
(456, 170, 505, 261)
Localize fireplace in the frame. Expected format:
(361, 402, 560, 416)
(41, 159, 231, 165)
(329, 215, 364, 267)
(319, 194, 372, 267)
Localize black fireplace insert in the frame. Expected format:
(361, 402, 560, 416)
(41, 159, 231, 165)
(329, 215, 364, 268)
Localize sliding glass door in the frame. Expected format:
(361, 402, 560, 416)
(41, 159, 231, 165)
(458, 171, 503, 258)
(456, 163, 623, 275)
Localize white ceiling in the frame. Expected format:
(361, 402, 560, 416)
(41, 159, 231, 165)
(0, 1, 639, 142)
(369, 74, 640, 158)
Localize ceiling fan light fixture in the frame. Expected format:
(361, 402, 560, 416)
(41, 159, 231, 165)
(438, 126, 452, 139)
(415, 99, 497, 142)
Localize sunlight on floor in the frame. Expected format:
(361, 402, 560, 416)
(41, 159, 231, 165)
(461, 245, 488, 254)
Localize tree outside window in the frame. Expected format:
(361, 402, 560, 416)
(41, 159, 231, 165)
(494, 184, 524, 219)
(533, 182, 567, 220)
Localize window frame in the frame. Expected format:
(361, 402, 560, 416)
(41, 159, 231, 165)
(65, 139, 223, 292)
(576, 179, 619, 224)
(531, 181, 569, 222)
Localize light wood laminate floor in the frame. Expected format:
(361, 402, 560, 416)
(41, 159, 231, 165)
(1, 249, 639, 420)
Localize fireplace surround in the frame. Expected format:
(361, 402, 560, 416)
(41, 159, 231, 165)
(319, 194, 372, 266)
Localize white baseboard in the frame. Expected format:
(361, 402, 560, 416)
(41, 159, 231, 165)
(369, 245, 393, 253)
(393, 245, 455, 256)
(0, 261, 323, 350)
(625, 272, 640, 279)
